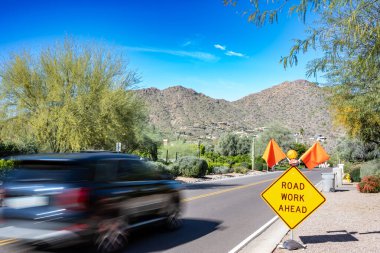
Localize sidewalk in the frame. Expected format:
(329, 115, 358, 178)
(241, 183, 380, 253)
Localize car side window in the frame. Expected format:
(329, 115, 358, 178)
(94, 159, 119, 182)
(118, 160, 154, 181)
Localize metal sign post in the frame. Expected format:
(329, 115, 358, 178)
(116, 142, 121, 153)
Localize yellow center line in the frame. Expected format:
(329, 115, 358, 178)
(0, 238, 17, 246)
(183, 178, 274, 202)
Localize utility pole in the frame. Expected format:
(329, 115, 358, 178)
(251, 136, 256, 171)
(198, 140, 201, 158)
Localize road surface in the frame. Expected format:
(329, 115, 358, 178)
(2, 168, 327, 253)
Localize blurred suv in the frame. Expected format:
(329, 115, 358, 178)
(0, 152, 182, 252)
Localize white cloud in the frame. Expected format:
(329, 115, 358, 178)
(126, 46, 219, 62)
(182, 40, 192, 47)
(214, 44, 226, 51)
(225, 50, 245, 57)
(214, 44, 247, 57)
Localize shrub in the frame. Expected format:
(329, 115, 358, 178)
(171, 156, 208, 178)
(357, 176, 380, 193)
(148, 161, 170, 173)
(360, 159, 380, 178)
(148, 161, 174, 179)
(254, 162, 265, 171)
(275, 166, 288, 171)
(233, 166, 249, 174)
(253, 157, 267, 171)
(0, 141, 38, 158)
(345, 163, 362, 182)
(213, 166, 231, 174)
(240, 162, 250, 169)
(0, 159, 14, 180)
(350, 167, 361, 182)
(233, 162, 251, 169)
(207, 161, 224, 175)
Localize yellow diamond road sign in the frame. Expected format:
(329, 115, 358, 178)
(261, 166, 326, 229)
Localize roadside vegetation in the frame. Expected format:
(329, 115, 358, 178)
(155, 126, 310, 178)
(0, 39, 159, 158)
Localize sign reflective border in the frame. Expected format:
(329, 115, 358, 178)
(261, 167, 326, 229)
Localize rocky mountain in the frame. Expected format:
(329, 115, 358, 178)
(135, 80, 343, 149)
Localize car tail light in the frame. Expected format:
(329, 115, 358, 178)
(55, 188, 89, 211)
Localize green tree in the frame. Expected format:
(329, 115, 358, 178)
(237, 136, 252, 155)
(0, 39, 146, 152)
(225, 0, 380, 145)
(333, 137, 379, 162)
(289, 143, 308, 157)
(217, 133, 240, 156)
(256, 124, 293, 155)
(132, 130, 162, 161)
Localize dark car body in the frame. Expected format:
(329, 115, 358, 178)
(0, 152, 182, 252)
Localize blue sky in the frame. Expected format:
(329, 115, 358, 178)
(0, 0, 321, 101)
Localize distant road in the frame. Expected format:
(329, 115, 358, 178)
(4, 168, 326, 253)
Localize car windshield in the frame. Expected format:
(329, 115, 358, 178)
(8, 161, 92, 182)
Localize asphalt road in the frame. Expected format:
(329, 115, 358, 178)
(126, 168, 325, 253)
(3, 168, 326, 253)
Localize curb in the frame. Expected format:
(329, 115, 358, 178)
(238, 217, 289, 253)
(228, 216, 279, 253)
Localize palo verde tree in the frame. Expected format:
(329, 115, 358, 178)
(225, 0, 380, 145)
(0, 39, 147, 152)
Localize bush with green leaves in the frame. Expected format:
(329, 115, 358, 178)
(0, 141, 38, 158)
(233, 166, 249, 174)
(289, 143, 308, 157)
(253, 157, 266, 171)
(360, 159, 380, 178)
(0, 159, 14, 180)
(349, 166, 361, 182)
(207, 161, 228, 174)
(233, 162, 250, 169)
(170, 156, 208, 178)
(334, 137, 379, 163)
(213, 166, 231, 174)
(147, 161, 169, 173)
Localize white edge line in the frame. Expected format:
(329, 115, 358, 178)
(315, 180, 323, 191)
(228, 215, 279, 253)
(228, 180, 323, 253)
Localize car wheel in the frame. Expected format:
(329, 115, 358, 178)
(94, 217, 128, 253)
(165, 200, 182, 230)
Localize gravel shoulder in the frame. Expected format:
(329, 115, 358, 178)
(273, 183, 380, 253)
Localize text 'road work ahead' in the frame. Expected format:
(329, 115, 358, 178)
(261, 167, 326, 229)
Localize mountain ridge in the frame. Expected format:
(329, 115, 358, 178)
(135, 80, 343, 150)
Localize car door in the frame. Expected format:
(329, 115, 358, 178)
(117, 159, 170, 218)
